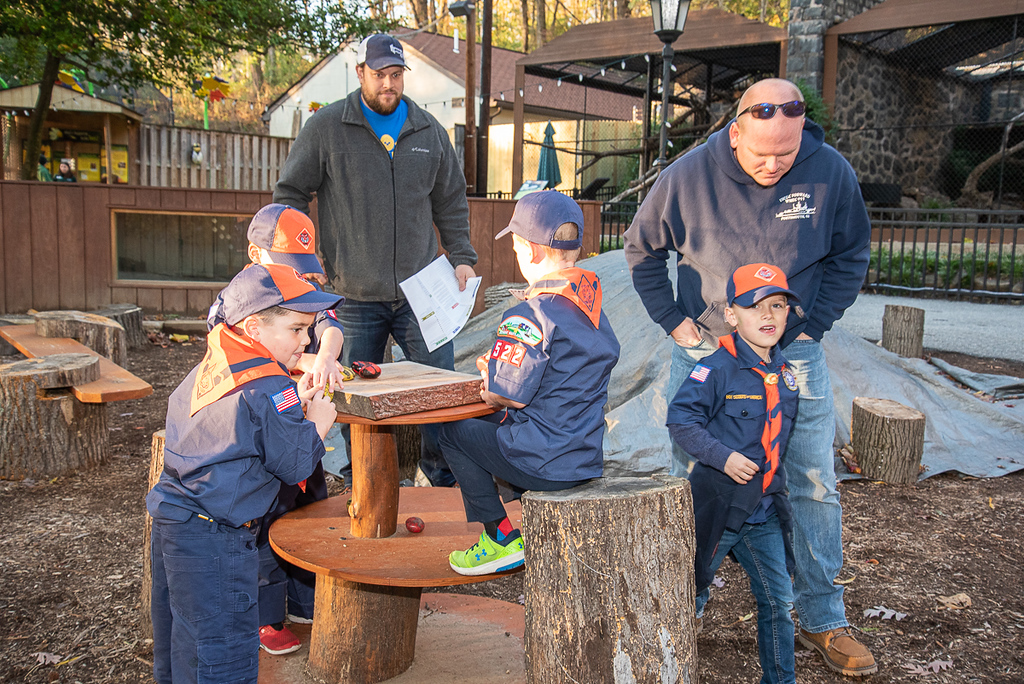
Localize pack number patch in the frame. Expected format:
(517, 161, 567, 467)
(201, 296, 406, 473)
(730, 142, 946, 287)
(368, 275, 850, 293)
(496, 316, 543, 346)
(491, 340, 526, 367)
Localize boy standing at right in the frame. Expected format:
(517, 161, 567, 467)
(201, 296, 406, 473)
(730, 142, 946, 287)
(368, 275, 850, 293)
(667, 263, 801, 684)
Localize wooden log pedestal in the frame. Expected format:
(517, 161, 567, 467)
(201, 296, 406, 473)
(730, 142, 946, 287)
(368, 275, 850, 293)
(270, 487, 522, 684)
(0, 354, 105, 479)
(34, 310, 128, 366)
(140, 430, 166, 639)
(881, 304, 925, 358)
(521, 476, 698, 684)
(91, 304, 147, 349)
(851, 397, 926, 485)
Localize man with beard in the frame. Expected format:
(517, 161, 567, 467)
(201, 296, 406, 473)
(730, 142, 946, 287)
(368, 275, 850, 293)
(275, 34, 477, 487)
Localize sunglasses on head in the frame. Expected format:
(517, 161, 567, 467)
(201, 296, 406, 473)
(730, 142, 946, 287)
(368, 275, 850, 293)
(737, 100, 806, 120)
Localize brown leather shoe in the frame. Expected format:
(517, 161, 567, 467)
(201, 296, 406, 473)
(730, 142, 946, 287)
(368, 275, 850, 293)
(798, 627, 877, 676)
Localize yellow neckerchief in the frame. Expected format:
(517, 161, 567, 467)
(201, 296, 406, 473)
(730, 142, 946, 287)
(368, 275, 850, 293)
(718, 334, 784, 492)
(523, 267, 603, 328)
(190, 323, 289, 416)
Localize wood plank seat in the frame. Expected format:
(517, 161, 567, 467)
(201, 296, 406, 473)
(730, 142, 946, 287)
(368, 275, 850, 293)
(0, 325, 152, 402)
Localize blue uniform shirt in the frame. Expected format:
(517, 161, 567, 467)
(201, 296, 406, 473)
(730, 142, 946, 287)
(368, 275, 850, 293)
(146, 366, 325, 528)
(488, 270, 620, 481)
(667, 332, 799, 522)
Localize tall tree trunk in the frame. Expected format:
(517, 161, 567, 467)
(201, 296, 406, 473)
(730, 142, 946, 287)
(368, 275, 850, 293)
(22, 53, 62, 180)
(534, 0, 547, 49)
(406, 0, 428, 27)
(521, 0, 530, 52)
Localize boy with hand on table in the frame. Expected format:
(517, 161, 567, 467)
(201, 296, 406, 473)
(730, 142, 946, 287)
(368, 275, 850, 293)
(438, 191, 619, 576)
(207, 203, 346, 652)
(667, 263, 801, 684)
(147, 263, 342, 684)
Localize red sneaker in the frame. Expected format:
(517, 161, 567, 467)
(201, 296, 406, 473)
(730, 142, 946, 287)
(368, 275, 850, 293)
(259, 624, 301, 655)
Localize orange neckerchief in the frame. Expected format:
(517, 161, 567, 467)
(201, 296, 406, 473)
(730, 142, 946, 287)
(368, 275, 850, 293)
(718, 334, 783, 492)
(524, 267, 603, 328)
(190, 323, 289, 416)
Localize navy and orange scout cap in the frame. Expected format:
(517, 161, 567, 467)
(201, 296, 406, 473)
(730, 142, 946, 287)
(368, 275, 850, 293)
(220, 263, 343, 326)
(247, 204, 323, 276)
(727, 263, 800, 308)
(494, 191, 584, 250)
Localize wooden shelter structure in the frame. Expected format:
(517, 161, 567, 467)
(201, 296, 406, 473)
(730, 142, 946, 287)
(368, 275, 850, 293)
(511, 9, 788, 189)
(823, 0, 1024, 106)
(0, 84, 142, 183)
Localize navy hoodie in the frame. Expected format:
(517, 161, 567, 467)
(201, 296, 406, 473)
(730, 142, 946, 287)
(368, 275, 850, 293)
(623, 119, 870, 349)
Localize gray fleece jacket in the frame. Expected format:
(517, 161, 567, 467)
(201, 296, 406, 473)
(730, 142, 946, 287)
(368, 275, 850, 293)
(273, 89, 477, 301)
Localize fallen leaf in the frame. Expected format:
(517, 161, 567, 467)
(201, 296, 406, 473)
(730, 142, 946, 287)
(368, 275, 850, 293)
(988, 497, 995, 509)
(937, 593, 971, 610)
(169, 334, 190, 343)
(866, 558, 880, 565)
(712, 575, 725, 588)
(864, 605, 907, 621)
(835, 575, 857, 585)
(901, 659, 953, 675)
(31, 652, 61, 665)
(738, 612, 754, 622)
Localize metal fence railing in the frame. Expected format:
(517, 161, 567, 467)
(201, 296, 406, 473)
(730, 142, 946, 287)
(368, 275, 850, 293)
(600, 200, 639, 252)
(865, 207, 1023, 302)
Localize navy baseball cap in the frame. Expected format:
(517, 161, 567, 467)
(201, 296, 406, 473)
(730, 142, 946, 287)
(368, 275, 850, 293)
(727, 263, 800, 308)
(356, 35, 408, 70)
(220, 264, 343, 326)
(494, 191, 584, 250)
(247, 204, 323, 275)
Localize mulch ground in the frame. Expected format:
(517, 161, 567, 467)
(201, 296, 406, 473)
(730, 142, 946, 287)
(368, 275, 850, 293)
(0, 337, 1021, 683)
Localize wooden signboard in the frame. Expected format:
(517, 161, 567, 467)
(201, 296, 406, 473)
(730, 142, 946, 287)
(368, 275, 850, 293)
(334, 361, 482, 420)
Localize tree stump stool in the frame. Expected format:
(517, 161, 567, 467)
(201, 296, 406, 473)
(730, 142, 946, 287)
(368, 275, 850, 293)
(881, 304, 925, 358)
(140, 430, 165, 639)
(92, 304, 147, 349)
(852, 397, 926, 484)
(34, 311, 128, 367)
(0, 354, 106, 479)
(521, 476, 698, 684)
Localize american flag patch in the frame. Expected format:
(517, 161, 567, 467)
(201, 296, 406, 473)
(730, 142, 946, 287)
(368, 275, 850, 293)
(272, 387, 300, 413)
(325, 309, 337, 320)
(689, 364, 712, 383)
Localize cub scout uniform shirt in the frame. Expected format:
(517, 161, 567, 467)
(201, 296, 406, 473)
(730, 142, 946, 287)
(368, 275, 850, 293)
(487, 268, 619, 481)
(146, 325, 325, 528)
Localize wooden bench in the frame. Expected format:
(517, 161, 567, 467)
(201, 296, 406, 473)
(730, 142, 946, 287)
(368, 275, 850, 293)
(0, 321, 152, 479)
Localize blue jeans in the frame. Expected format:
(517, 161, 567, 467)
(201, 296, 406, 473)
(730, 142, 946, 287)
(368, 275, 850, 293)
(670, 338, 848, 633)
(437, 414, 587, 523)
(151, 516, 260, 684)
(695, 514, 795, 684)
(335, 298, 456, 486)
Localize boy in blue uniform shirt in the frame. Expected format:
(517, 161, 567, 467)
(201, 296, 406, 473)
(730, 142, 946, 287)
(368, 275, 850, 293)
(147, 263, 342, 684)
(207, 204, 345, 652)
(438, 191, 619, 575)
(667, 263, 801, 684)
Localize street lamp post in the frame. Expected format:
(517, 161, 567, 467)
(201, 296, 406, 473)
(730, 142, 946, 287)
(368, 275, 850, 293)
(650, 0, 690, 169)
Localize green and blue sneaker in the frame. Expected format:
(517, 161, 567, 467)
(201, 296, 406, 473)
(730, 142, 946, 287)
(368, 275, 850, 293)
(449, 530, 525, 576)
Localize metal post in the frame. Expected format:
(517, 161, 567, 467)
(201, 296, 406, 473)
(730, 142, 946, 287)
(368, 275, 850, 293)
(655, 41, 674, 169)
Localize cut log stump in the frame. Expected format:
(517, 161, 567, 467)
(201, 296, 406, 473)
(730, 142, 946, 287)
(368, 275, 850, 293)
(34, 310, 128, 367)
(92, 304, 147, 349)
(522, 476, 698, 684)
(140, 430, 165, 640)
(852, 397, 926, 484)
(881, 304, 925, 358)
(0, 354, 107, 479)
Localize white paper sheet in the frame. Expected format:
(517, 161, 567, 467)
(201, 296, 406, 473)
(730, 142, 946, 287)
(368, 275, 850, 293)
(399, 255, 482, 352)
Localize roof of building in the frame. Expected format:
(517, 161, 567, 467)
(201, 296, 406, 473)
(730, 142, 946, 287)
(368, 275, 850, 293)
(0, 83, 143, 121)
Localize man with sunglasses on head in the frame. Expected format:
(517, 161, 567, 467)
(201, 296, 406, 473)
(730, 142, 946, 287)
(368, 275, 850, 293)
(624, 78, 874, 677)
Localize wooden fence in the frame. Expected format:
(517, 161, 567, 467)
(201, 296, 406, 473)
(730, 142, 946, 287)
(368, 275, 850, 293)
(136, 125, 293, 191)
(0, 179, 601, 317)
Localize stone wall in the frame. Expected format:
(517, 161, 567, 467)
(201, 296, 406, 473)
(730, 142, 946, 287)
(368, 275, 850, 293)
(833, 41, 984, 193)
(787, 0, 885, 90)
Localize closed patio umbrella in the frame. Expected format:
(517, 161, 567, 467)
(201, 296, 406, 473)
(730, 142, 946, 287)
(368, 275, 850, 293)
(536, 122, 562, 189)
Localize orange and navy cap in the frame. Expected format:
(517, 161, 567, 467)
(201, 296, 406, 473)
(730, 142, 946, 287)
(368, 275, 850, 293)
(727, 263, 800, 308)
(247, 204, 323, 276)
(220, 263, 343, 326)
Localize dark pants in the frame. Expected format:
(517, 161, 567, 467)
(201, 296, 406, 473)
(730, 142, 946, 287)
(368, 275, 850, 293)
(256, 463, 327, 624)
(335, 298, 456, 486)
(151, 516, 260, 684)
(437, 414, 587, 523)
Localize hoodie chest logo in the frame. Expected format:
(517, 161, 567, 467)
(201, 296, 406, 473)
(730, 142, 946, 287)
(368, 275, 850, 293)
(776, 192, 816, 221)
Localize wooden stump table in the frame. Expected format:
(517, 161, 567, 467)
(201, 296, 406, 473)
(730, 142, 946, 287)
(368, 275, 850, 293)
(271, 362, 507, 684)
